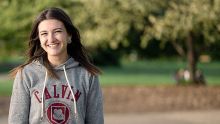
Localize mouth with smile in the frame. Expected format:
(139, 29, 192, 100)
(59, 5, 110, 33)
(47, 43, 59, 48)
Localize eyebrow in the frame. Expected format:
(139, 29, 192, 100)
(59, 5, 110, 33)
(39, 28, 64, 33)
(54, 28, 63, 31)
(39, 31, 47, 34)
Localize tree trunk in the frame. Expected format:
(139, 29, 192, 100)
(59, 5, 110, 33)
(186, 32, 198, 84)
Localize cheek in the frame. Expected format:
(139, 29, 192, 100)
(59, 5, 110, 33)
(39, 37, 46, 45)
(56, 35, 68, 43)
(39, 40, 47, 51)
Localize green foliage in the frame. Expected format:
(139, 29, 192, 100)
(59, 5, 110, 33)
(1, 0, 220, 63)
(0, 0, 165, 50)
(91, 46, 122, 66)
(73, 0, 168, 49)
(144, 0, 220, 52)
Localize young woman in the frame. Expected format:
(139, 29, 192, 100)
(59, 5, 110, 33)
(8, 7, 104, 124)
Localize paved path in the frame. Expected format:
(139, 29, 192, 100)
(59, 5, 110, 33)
(105, 110, 220, 124)
(1, 110, 220, 124)
(0, 116, 7, 124)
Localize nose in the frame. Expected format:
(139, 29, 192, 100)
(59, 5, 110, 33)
(48, 33, 56, 43)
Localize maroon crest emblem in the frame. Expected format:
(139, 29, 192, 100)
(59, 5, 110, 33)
(47, 103, 70, 124)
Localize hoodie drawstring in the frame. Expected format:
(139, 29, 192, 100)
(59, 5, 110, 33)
(63, 65, 78, 119)
(41, 70, 48, 120)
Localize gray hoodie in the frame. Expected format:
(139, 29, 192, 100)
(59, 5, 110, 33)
(8, 57, 104, 124)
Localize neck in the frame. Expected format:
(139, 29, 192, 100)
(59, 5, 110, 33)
(47, 54, 69, 67)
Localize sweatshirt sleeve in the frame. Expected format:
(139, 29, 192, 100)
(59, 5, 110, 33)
(8, 70, 30, 124)
(85, 75, 104, 124)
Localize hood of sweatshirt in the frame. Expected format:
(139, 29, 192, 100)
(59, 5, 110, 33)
(33, 57, 79, 71)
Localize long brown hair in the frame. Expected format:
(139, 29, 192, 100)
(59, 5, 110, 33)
(11, 7, 101, 78)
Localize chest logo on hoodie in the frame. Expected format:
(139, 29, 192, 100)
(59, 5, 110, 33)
(47, 102, 70, 124)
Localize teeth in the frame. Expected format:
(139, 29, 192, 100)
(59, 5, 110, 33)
(48, 44, 58, 47)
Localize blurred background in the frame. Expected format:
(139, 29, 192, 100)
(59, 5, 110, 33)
(0, 0, 220, 124)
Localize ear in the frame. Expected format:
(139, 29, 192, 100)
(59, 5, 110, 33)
(68, 36, 72, 44)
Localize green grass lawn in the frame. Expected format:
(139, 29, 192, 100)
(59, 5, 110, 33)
(100, 60, 220, 86)
(0, 80, 13, 96)
(0, 59, 220, 96)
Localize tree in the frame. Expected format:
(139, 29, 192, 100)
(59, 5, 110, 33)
(142, 0, 220, 85)
(0, 0, 169, 59)
(67, 0, 170, 64)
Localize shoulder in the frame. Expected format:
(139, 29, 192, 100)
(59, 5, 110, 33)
(22, 62, 43, 74)
(14, 61, 44, 82)
(76, 65, 99, 80)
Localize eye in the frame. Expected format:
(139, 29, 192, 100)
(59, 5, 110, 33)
(40, 32, 47, 36)
(55, 30, 62, 34)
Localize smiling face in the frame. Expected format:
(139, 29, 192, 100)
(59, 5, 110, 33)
(38, 19, 70, 61)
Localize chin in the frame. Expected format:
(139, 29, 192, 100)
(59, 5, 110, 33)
(47, 52, 61, 56)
